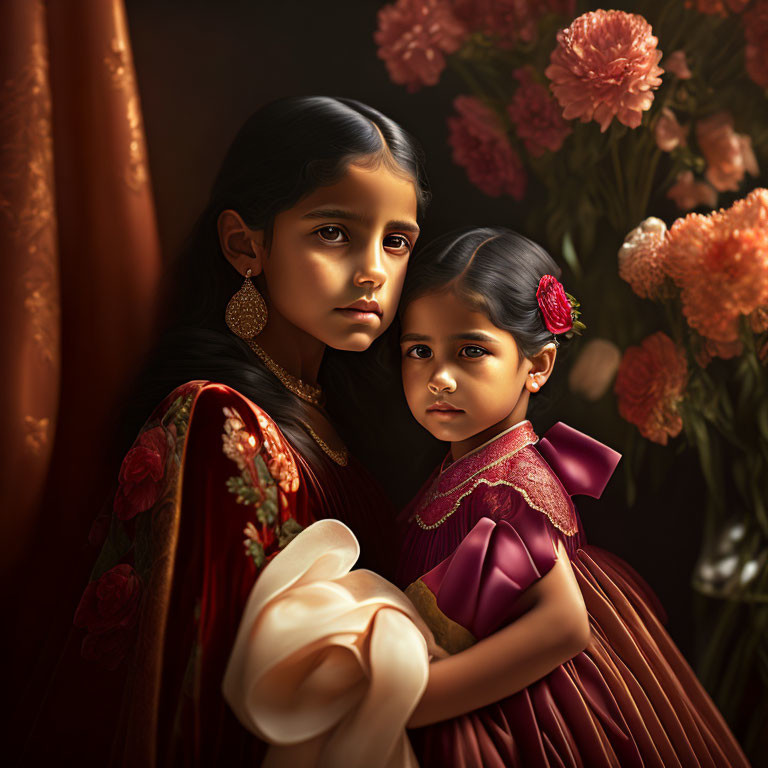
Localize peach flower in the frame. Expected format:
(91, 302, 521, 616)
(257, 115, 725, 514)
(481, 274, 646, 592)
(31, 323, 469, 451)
(507, 68, 572, 156)
(375, 0, 467, 92)
(545, 10, 663, 133)
(663, 50, 692, 80)
(654, 108, 688, 152)
(744, 0, 768, 90)
(663, 189, 768, 344)
(693, 337, 745, 367)
(453, 0, 575, 48)
(615, 332, 688, 445)
(696, 112, 759, 192)
(618, 217, 670, 299)
(667, 170, 717, 211)
(686, 0, 749, 14)
(568, 339, 622, 401)
(448, 96, 527, 199)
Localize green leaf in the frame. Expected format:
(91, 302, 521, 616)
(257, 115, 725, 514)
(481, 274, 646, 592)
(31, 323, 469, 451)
(279, 518, 304, 549)
(256, 494, 279, 527)
(245, 539, 265, 569)
(225, 475, 263, 506)
(561, 232, 582, 280)
(134, 507, 154, 580)
(253, 454, 274, 488)
(91, 516, 132, 580)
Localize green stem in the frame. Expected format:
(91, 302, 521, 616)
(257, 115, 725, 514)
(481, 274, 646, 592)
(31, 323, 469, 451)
(449, 57, 491, 102)
(610, 136, 625, 223)
(697, 593, 742, 690)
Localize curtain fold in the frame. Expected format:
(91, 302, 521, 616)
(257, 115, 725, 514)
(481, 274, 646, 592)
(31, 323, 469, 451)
(0, 0, 161, 568)
(0, 0, 60, 570)
(2, 1, 162, 760)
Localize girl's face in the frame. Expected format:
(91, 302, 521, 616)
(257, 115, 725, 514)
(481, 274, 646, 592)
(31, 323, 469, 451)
(400, 290, 551, 450)
(259, 161, 420, 351)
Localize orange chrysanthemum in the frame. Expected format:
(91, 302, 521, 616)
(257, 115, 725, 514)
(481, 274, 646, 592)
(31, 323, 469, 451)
(662, 189, 768, 344)
(615, 332, 688, 445)
(545, 10, 663, 133)
(618, 217, 670, 299)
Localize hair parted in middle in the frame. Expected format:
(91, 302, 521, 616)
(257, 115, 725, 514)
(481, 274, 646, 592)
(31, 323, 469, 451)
(399, 226, 572, 360)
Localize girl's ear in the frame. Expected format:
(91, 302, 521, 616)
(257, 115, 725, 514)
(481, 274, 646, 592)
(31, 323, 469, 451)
(217, 209, 266, 277)
(525, 342, 558, 393)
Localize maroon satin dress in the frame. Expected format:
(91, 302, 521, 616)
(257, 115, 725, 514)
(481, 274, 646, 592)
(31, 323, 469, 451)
(397, 420, 749, 768)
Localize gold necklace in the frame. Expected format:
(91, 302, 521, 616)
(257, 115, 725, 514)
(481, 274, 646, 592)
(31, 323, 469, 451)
(247, 339, 324, 405)
(299, 420, 349, 466)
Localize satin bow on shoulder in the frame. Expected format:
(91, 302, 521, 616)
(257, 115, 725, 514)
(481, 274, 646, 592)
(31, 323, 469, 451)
(537, 422, 622, 499)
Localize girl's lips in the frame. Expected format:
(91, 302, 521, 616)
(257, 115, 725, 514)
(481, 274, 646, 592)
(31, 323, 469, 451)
(427, 404, 465, 418)
(335, 308, 381, 323)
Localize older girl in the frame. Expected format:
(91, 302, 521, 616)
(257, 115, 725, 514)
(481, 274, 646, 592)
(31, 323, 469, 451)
(70, 96, 427, 766)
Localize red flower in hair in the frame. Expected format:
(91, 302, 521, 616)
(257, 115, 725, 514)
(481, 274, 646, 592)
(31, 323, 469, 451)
(536, 275, 574, 334)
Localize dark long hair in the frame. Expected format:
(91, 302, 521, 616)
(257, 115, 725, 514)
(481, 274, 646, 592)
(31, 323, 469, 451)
(398, 226, 575, 413)
(118, 96, 429, 470)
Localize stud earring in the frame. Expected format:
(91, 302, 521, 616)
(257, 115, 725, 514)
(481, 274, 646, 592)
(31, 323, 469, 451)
(225, 268, 268, 339)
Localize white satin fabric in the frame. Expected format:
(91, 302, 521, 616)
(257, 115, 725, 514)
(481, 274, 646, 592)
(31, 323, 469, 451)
(223, 519, 440, 768)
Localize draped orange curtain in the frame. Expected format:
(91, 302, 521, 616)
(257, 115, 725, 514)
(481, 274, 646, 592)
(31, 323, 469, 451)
(0, 0, 161, 571)
(2, 4, 162, 758)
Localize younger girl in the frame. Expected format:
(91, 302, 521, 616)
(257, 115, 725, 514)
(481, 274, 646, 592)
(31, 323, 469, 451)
(395, 227, 749, 767)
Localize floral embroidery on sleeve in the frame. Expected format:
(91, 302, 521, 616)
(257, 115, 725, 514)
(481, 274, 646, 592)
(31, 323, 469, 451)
(75, 384, 199, 670)
(221, 406, 302, 570)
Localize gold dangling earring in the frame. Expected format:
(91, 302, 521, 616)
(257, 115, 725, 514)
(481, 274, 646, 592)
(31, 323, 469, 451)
(225, 268, 268, 339)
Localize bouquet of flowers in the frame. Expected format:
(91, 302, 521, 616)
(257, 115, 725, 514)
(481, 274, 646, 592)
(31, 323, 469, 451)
(375, 0, 768, 754)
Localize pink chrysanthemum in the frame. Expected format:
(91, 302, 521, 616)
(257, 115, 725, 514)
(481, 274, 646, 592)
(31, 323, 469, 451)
(667, 170, 717, 211)
(507, 68, 572, 156)
(615, 332, 688, 446)
(453, 0, 575, 48)
(696, 112, 759, 192)
(375, 0, 467, 92)
(744, 0, 768, 90)
(448, 96, 527, 198)
(654, 108, 688, 152)
(663, 189, 768, 344)
(545, 10, 664, 133)
(686, 0, 749, 15)
(618, 217, 671, 299)
(663, 50, 692, 80)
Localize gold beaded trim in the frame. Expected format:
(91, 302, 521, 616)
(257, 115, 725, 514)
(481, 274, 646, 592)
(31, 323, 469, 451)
(299, 420, 349, 467)
(413, 477, 576, 535)
(247, 340, 324, 405)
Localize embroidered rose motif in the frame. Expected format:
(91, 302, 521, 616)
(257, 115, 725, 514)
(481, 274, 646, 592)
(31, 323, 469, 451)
(255, 412, 299, 493)
(222, 406, 260, 475)
(74, 564, 142, 669)
(222, 406, 302, 569)
(113, 425, 173, 521)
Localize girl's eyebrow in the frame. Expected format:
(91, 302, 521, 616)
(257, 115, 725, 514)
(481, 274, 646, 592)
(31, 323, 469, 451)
(451, 331, 497, 343)
(400, 331, 497, 343)
(303, 208, 420, 234)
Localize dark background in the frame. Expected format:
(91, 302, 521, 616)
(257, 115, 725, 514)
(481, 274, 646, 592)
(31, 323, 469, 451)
(124, 0, 701, 656)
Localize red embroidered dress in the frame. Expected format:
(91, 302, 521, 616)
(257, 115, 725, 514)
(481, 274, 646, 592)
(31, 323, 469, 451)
(72, 380, 396, 766)
(397, 420, 749, 768)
